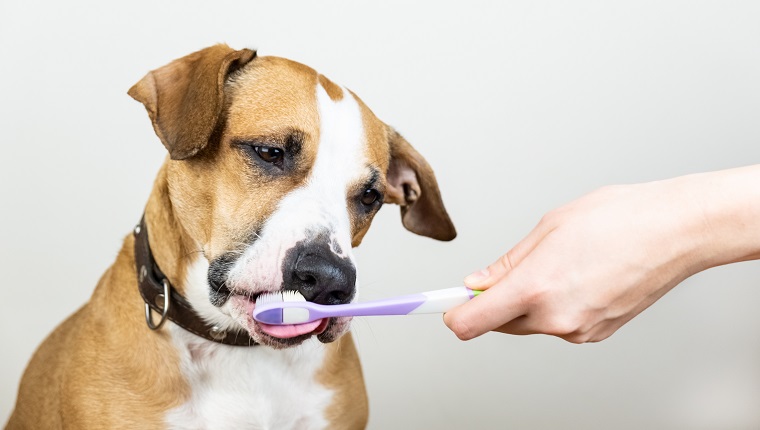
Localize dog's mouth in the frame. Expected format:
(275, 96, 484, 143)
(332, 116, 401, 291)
(257, 317, 330, 339)
(226, 293, 346, 348)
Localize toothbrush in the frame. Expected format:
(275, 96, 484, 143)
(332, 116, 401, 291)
(253, 287, 483, 325)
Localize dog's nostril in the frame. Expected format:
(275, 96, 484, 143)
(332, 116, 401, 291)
(297, 272, 317, 285)
(328, 290, 348, 304)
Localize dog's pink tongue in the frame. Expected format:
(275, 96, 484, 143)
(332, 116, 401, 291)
(258, 319, 323, 339)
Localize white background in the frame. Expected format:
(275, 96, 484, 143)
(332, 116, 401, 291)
(2, 1, 759, 428)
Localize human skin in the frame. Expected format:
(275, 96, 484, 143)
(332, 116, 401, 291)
(444, 164, 760, 343)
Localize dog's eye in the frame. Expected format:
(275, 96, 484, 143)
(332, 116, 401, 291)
(253, 146, 284, 165)
(360, 189, 381, 206)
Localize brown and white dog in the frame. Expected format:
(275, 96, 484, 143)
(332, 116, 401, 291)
(7, 44, 455, 429)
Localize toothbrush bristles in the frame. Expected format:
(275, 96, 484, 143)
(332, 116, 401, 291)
(282, 290, 306, 302)
(255, 290, 307, 305)
(255, 292, 282, 305)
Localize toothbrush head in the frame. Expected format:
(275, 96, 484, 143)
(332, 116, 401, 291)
(253, 290, 308, 324)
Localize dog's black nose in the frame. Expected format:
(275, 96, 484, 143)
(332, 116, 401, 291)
(283, 242, 356, 305)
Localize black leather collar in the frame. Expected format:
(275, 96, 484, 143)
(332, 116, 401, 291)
(133, 215, 257, 346)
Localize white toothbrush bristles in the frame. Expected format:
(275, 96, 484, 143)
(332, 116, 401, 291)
(255, 290, 307, 305)
(254, 292, 282, 305)
(282, 290, 306, 302)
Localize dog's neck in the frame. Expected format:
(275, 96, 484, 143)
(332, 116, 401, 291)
(143, 163, 194, 295)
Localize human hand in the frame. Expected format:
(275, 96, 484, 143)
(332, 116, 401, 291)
(444, 166, 760, 343)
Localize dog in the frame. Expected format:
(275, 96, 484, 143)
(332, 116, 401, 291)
(6, 44, 455, 429)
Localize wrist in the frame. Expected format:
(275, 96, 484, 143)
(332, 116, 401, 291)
(674, 165, 760, 272)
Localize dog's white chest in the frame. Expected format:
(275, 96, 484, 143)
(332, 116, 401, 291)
(166, 329, 333, 430)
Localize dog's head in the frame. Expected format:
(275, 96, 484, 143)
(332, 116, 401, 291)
(130, 44, 455, 348)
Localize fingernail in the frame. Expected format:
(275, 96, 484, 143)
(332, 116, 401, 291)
(464, 268, 489, 284)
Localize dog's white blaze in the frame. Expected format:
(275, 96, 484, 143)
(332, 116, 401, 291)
(227, 82, 367, 295)
(167, 258, 333, 429)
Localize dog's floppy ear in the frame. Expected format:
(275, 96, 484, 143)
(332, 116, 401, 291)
(128, 44, 256, 160)
(385, 129, 456, 241)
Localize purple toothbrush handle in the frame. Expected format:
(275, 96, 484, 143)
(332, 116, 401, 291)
(315, 293, 427, 318)
(286, 293, 427, 319)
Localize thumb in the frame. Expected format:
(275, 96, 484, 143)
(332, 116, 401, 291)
(444, 275, 526, 340)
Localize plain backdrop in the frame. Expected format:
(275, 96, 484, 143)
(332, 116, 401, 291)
(1, 1, 759, 428)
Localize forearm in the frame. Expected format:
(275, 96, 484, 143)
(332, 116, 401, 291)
(676, 164, 760, 272)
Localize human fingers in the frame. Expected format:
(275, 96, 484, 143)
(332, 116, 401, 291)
(463, 217, 556, 290)
(490, 291, 651, 343)
(491, 317, 617, 343)
(444, 275, 529, 340)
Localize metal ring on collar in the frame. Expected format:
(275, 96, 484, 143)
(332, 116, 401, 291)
(145, 279, 171, 330)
